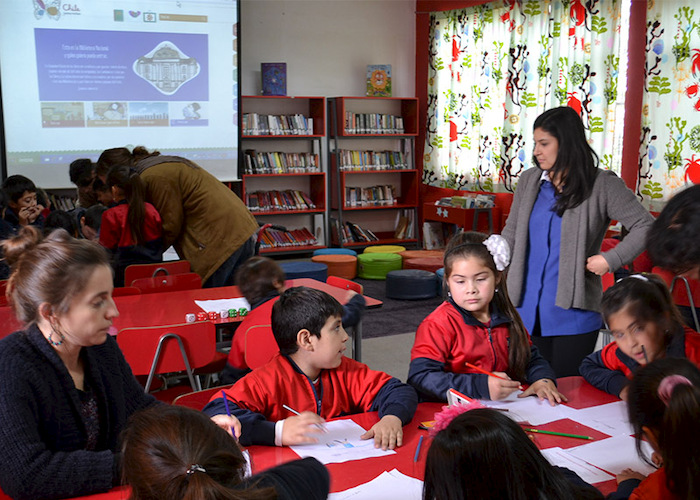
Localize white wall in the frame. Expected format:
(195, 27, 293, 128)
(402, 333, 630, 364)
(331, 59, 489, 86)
(241, 0, 416, 97)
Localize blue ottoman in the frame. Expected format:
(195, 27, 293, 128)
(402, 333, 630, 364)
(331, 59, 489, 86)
(280, 261, 328, 282)
(313, 248, 358, 257)
(385, 269, 438, 300)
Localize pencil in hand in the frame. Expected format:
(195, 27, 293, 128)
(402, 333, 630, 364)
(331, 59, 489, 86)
(465, 362, 524, 391)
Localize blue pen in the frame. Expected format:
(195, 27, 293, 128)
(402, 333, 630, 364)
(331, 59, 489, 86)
(413, 435, 424, 462)
(221, 390, 236, 438)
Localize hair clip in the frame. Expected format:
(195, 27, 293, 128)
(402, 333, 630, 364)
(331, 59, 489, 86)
(483, 234, 510, 271)
(658, 374, 692, 406)
(186, 464, 206, 476)
(430, 401, 485, 436)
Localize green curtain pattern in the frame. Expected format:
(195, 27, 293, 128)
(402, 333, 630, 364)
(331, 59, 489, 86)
(639, 0, 700, 206)
(423, 0, 622, 193)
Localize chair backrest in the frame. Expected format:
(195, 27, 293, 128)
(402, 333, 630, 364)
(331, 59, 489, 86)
(131, 272, 202, 294)
(173, 386, 229, 411)
(124, 260, 191, 286)
(117, 322, 217, 392)
(111, 286, 141, 297)
(244, 324, 279, 370)
(326, 275, 363, 294)
(0, 280, 8, 307)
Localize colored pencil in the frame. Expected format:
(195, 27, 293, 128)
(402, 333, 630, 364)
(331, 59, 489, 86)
(283, 404, 325, 431)
(465, 362, 524, 390)
(641, 345, 649, 364)
(413, 435, 424, 462)
(221, 390, 236, 438)
(523, 428, 593, 440)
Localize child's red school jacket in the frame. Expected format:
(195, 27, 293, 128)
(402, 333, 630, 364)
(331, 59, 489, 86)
(204, 353, 417, 446)
(408, 299, 555, 401)
(611, 468, 680, 500)
(579, 326, 700, 397)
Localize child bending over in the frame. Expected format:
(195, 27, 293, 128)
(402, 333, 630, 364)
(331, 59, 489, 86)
(204, 287, 417, 450)
(221, 257, 366, 384)
(409, 231, 565, 404)
(609, 358, 700, 500)
(580, 274, 700, 400)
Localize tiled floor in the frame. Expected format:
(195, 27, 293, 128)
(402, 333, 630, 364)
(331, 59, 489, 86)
(362, 331, 414, 382)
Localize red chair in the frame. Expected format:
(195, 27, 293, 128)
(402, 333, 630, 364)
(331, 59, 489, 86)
(111, 286, 141, 297)
(243, 324, 278, 370)
(652, 267, 700, 332)
(124, 260, 191, 286)
(117, 322, 225, 403)
(0, 280, 8, 307)
(326, 276, 363, 294)
(173, 386, 230, 411)
(131, 272, 202, 294)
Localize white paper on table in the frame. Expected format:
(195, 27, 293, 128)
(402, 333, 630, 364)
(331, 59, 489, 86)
(328, 468, 423, 500)
(289, 420, 396, 465)
(567, 435, 657, 476)
(567, 401, 633, 437)
(540, 447, 614, 484)
(194, 297, 250, 313)
(481, 391, 575, 425)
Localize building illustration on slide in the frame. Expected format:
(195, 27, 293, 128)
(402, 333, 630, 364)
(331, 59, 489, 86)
(133, 41, 200, 95)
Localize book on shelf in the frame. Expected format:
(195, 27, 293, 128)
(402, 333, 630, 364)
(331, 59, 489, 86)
(261, 63, 287, 96)
(343, 112, 404, 135)
(422, 221, 460, 249)
(246, 189, 316, 212)
(394, 208, 415, 240)
(243, 113, 314, 136)
(366, 64, 392, 97)
(258, 226, 318, 249)
(48, 194, 77, 211)
(337, 149, 408, 171)
(244, 149, 320, 174)
(344, 184, 396, 207)
(345, 221, 379, 243)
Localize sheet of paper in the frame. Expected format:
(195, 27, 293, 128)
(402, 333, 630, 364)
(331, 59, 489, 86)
(567, 401, 633, 437)
(328, 469, 423, 500)
(481, 391, 575, 425)
(194, 297, 250, 313)
(540, 447, 614, 484)
(289, 420, 396, 465)
(567, 434, 657, 476)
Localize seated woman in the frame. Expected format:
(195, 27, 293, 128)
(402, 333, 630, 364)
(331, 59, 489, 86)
(122, 404, 329, 500)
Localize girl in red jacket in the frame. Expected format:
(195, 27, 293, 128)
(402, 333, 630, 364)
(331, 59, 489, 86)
(610, 358, 700, 500)
(580, 274, 700, 400)
(408, 231, 565, 404)
(99, 165, 163, 286)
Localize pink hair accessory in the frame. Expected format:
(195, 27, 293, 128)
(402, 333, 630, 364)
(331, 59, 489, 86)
(658, 375, 692, 406)
(429, 401, 486, 437)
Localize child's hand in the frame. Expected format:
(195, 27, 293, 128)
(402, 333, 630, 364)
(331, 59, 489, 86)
(281, 412, 326, 445)
(651, 451, 663, 468)
(488, 372, 521, 400)
(619, 385, 630, 402)
(520, 378, 568, 406)
(361, 415, 403, 450)
(210, 414, 242, 440)
(616, 468, 646, 484)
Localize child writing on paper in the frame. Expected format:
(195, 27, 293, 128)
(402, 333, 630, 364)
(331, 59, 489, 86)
(204, 286, 417, 450)
(221, 256, 366, 384)
(579, 274, 700, 400)
(423, 407, 603, 500)
(408, 231, 565, 404)
(122, 404, 329, 500)
(609, 358, 700, 500)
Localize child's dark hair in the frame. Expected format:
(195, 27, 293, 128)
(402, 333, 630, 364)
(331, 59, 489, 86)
(271, 287, 343, 356)
(234, 256, 286, 306)
(92, 177, 110, 196)
(84, 204, 107, 232)
(423, 408, 602, 500)
(69, 158, 95, 187)
(2, 175, 37, 203)
(43, 210, 76, 237)
(601, 274, 685, 348)
(121, 405, 276, 500)
(106, 165, 148, 245)
(627, 358, 700, 499)
(443, 231, 530, 381)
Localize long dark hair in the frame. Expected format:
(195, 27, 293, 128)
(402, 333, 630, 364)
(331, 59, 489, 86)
(106, 165, 149, 245)
(122, 405, 276, 500)
(423, 409, 602, 500)
(96, 146, 160, 177)
(627, 358, 700, 500)
(533, 106, 598, 216)
(443, 231, 530, 381)
(601, 274, 686, 349)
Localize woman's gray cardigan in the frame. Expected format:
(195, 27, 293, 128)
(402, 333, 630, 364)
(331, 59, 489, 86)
(501, 167, 654, 313)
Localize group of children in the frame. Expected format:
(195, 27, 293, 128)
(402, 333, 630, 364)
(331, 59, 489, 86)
(0, 156, 164, 286)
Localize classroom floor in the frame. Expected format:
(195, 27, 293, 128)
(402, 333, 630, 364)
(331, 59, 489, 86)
(362, 331, 414, 381)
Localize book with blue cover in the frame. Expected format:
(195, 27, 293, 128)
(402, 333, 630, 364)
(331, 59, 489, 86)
(366, 64, 391, 97)
(261, 63, 287, 96)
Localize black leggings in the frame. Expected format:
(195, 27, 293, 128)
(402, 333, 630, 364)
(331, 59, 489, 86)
(531, 330, 599, 378)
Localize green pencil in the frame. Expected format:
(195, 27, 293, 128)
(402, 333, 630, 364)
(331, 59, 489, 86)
(524, 428, 593, 440)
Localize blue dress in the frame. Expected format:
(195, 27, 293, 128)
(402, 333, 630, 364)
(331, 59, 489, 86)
(516, 179, 602, 337)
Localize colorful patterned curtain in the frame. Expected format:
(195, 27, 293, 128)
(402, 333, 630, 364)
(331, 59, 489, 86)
(639, 1, 700, 207)
(423, 0, 623, 193)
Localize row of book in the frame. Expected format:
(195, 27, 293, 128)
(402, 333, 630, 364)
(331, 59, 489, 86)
(258, 226, 319, 249)
(243, 113, 314, 136)
(49, 194, 77, 211)
(394, 208, 416, 240)
(345, 184, 397, 207)
(434, 193, 497, 209)
(246, 189, 317, 212)
(343, 112, 405, 135)
(337, 149, 409, 171)
(331, 217, 380, 244)
(243, 150, 320, 174)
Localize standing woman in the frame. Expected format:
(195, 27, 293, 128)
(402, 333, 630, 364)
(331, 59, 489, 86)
(0, 227, 158, 500)
(99, 165, 164, 287)
(502, 107, 653, 377)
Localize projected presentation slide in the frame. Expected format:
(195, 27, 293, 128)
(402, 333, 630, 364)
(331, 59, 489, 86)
(0, 0, 239, 187)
